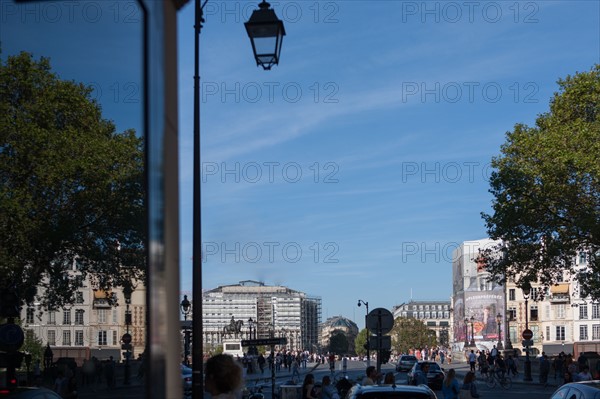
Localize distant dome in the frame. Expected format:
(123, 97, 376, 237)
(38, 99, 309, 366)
(323, 316, 358, 330)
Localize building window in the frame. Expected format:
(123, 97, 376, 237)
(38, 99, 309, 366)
(98, 331, 107, 346)
(546, 326, 550, 341)
(444, 311, 450, 318)
(98, 309, 107, 323)
(75, 330, 84, 346)
(63, 309, 71, 325)
(556, 326, 566, 341)
(48, 312, 56, 325)
(556, 304, 565, 319)
(530, 306, 538, 321)
(75, 309, 85, 325)
(508, 308, 516, 320)
(580, 252, 587, 265)
(580, 305, 589, 320)
(593, 325, 600, 340)
(509, 289, 515, 301)
(113, 309, 118, 324)
(76, 292, 84, 304)
(26, 308, 35, 324)
(419, 312, 424, 319)
(112, 330, 117, 345)
(593, 304, 600, 319)
(63, 331, 71, 346)
(48, 330, 56, 345)
(425, 312, 430, 319)
(580, 325, 589, 340)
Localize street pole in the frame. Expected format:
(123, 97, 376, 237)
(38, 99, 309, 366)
(505, 310, 513, 350)
(358, 300, 370, 366)
(469, 317, 475, 347)
(524, 295, 532, 381)
(463, 318, 469, 347)
(496, 313, 503, 350)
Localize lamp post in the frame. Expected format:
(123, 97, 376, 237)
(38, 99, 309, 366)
(469, 316, 475, 347)
(522, 282, 533, 382)
(180, 295, 191, 366)
(122, 284, 133, 385)
(496, 313, 503, 350)
(464, 318, 469, 347)
(190, 1, 285, 397)
(505, 310, 513, 350)
(358, 299, 370, 366)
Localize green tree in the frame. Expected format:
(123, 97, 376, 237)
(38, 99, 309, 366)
(390, 317, 437, 354)
(355, 328, 369, 357)
(0, 52, 145, 310)
(481, 65, 600, 294)
(329, 330, 349, 355)
(20, 330, 45, 368)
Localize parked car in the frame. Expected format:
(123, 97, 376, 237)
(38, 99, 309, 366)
(181, 363, 192, 398)
(0, 387, 62, 398)
(396, 355, 418, 372)
(407, 361, 445, 390)
(550, 381, 600, 399)
(347, 382, 438, 399)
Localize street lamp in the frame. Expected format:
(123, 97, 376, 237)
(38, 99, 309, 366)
(463, 318, 469, 347)
(245, 0, 286, 70)
(469, 316, 475, 347)
(522, 282, 533, 382)
(496, 313, 503, 350)
(505, 310, 513, 350)
(358, 299, 370, 366)
(190, 1, 285, 397)
(180, 295, 191, 366)
(122, 284, 133, 385)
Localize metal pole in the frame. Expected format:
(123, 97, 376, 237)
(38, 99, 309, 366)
(192, 0, 205, 397)
(524, 297, 532, 381)
(124, 303, 131, 385)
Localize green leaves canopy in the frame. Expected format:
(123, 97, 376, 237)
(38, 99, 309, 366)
(0, 52, 145, 310)
(390, 317, 437, 354)
(481, 65, 600, 293)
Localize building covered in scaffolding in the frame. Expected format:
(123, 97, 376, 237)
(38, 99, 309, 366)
(202, 280, 321, 352)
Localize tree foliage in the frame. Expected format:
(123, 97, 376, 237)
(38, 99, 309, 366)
(329, 330, 349, 355)
(355, 328, 368, 356)
(390, 317, 437, 354)
(481, 65, 600, 295)
(0, 52, 145, 310)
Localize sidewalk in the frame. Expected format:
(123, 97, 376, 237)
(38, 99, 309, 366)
(449, 358, 560, 388)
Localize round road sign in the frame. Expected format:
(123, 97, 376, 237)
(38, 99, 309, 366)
(122, 333, 132, 344)
(522, 329, 533, 340)
(367, 308, 394, 334)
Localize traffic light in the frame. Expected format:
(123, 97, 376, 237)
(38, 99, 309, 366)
(380, 349, 391, 364)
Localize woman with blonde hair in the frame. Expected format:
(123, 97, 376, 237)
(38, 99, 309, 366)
(205, 354, 243, 399)
(460, 371, 480, 399)
(442, 369, 460, 399)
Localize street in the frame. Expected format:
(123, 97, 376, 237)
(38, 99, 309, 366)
(77, 359, 558, 399)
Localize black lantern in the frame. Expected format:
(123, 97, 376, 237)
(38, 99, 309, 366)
(181, 295, 191, 320)
(245, 0, 286, 70)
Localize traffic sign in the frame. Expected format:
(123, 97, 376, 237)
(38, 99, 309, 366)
(241, 338, 287, 347)
(369, 335, 391, 350)
(367, 308, 394, 334)
(0, 324, 24, 353)
(522, 329, 533, 340)
(122, 333, 132, 344)
(522, 339, 534, 347)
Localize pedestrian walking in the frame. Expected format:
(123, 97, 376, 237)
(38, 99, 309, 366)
(460, 371, 480, 399)
(442, 369, 460, 399)
(540, 353, 550, 385)
(468, 350, 477, 373)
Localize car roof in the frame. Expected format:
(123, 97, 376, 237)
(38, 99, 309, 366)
(559, 381, 600, 391)
(349, 384, 436, 394)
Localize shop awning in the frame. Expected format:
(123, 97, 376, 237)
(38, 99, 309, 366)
(543, 343, 574, 356)
(550, 284, 570, 294)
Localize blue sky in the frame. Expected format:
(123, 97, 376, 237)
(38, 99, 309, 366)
(176, 0, 600, 326)
(3, 0, 598, 329)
